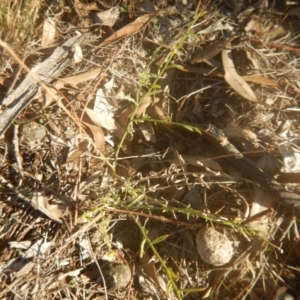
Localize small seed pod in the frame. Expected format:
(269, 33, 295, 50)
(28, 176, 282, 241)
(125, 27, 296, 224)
(196, 227, 234, 266)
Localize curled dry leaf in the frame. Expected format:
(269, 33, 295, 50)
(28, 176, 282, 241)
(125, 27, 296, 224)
(31, 191, 65, 223)
(41, 18, 56, 46)
(100, 12, 158, 46)
(96, 6, 120, 27)
(222, 42, 258, 102)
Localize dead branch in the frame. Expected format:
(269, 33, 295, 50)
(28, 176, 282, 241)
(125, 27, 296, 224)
(0, 34, 82, 136)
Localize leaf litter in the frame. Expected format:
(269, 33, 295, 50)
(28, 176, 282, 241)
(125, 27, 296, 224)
(0, 1, 300, 299)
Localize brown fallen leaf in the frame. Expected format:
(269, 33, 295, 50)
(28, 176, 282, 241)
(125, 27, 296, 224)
(241, 75, 277, 87)
(140, 252, 164, 294)
(86, 107, 120, 131)
(118, 96, 153, 127)
(83, 121, 105, 150)
(31, 191, 65, 223)
(175, 65, 278, 86)
(65, 139, 89, 164)
(58, 67, 102, 89)
(222, 42, 258, 102)
(41, 18, 56, 47)
(191, 35, 237, 64)
(100, 12, 158, 46)
(118, 107, 133, 127)
(135, 96, 152, 118)
(116, 160, 131, 179)
(85, 107, 132, 140)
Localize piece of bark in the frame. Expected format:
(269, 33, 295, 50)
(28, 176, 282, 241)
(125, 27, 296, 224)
(0, 34, 82, 136)
(196, 124, 300, 211)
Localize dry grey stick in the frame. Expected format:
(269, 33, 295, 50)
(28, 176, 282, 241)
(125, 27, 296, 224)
(0, 34, 82, 136)
(197, 124, 300, 211)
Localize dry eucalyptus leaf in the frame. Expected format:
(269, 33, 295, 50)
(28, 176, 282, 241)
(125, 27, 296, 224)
(222, 43, 258, 102)
(2, 238, 52, 274)
(242, 75, 277, 87)
(196, 227, 234, 266)
(83, 121, 105, 150)
(58, 67, 102, 89)
(41, 18, 56, 46)
(140, 252, 161, 288)
(101, 12, 157, 46)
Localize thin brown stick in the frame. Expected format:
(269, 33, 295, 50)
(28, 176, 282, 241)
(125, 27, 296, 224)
(249, 37, 300, 54)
